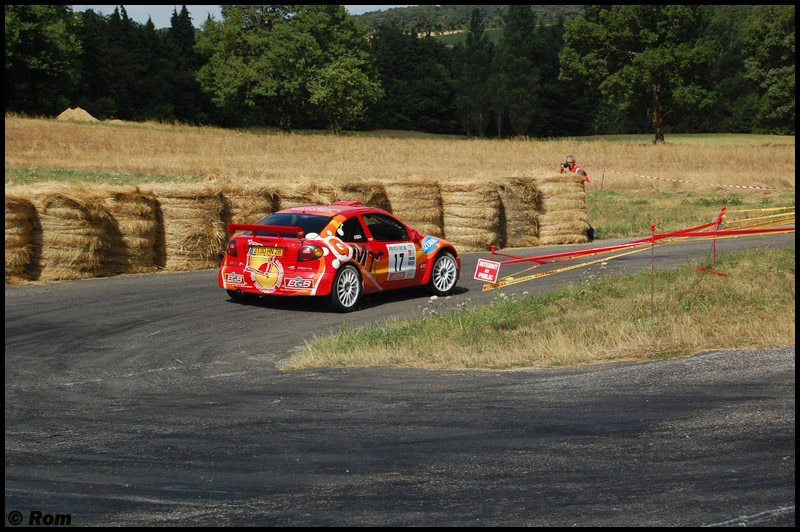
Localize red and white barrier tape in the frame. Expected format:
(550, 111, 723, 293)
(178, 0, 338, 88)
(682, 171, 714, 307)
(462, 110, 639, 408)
(605, 170, 776, 190)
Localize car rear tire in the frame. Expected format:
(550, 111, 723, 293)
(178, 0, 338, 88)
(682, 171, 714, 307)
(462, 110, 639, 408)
(428, 251, 458, 296)
(329, 264, 362, 312)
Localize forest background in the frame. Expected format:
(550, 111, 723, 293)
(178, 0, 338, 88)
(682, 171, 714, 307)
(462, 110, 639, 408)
(4, 5, 795, 139)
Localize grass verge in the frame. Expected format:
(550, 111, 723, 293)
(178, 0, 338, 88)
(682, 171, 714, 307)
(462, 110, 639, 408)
(284, 246, 795, 371)
(587, 189, 795, 240)
(4, 167, 203, 187)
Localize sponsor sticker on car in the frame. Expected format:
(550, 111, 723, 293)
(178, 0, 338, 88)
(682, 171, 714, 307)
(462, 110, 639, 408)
(421, 236, 440, 254)
(285, 277, 313, 289)
(226, 272, 244, 284)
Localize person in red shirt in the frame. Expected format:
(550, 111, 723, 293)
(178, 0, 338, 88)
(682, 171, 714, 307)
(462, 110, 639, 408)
(559, 155, 595, 241)
(560, 155, 591, 183)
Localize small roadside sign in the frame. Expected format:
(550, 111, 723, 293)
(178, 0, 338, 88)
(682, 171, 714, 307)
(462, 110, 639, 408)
(474, 259, 501, 283)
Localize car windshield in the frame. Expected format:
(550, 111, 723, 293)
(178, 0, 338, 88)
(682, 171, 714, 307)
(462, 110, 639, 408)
(253, 213, 331, 238)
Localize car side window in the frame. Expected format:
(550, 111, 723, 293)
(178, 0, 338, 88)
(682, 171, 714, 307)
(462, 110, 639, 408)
(337, 216, 367, 243)
(362, 214, 409, 242)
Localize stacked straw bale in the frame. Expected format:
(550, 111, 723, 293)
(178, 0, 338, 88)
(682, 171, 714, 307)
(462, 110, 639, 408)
(384, 180, 443, 237)
(498, 178, 540, 248)
(534, 175, 590, 245)
(5, 195, 38, 283)
(277, 182, 338, 210)
(18, 184, 115, 281)
(142, 183, 227, 271)
(440, 181, 501, 251)
(336, 181, 392, 211)
(222, 180, 280, 224)
(96, 186, 160, 274)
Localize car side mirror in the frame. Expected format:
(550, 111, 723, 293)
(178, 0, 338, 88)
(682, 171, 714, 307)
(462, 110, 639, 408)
(410, 229, 422, 242)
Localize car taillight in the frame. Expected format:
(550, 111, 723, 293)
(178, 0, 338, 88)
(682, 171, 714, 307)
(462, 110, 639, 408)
(298, 245, 324, 262)
(227, 239, 238, 257)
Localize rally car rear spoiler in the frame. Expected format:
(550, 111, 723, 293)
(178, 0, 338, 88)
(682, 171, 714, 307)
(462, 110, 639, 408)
(227, 223, 305, 239)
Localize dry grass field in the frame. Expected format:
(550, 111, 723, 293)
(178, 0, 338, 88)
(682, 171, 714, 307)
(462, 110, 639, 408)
(5, 115, 795, 190)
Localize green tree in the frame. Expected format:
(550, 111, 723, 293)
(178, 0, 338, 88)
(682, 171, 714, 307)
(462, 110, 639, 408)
(499, 5, 539, 136)
(560, 5, 721, 142)
(457, 8, 494, 136)
(308, 55, 383, 133)
(196, 5, 376, 130)
(369, 27, 458, 133)
(743, 5, 795, 134)
(5, 5, 82, 115)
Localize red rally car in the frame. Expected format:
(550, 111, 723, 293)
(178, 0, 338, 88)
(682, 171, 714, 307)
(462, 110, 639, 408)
(218, 201, 461, 312)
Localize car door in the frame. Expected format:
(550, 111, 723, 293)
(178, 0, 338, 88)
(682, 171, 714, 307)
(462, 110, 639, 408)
(361, 213, 420, 289)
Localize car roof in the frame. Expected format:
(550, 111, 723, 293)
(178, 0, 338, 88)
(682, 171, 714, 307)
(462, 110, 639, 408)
(278, 204, 390, 218)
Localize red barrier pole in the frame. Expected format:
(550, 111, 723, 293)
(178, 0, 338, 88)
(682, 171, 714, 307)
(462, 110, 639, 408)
(650, 223, 656, 318)
(697, 206, 728, 277)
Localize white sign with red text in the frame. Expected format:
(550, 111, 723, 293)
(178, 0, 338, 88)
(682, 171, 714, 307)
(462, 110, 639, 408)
(474, 259, 501, 283)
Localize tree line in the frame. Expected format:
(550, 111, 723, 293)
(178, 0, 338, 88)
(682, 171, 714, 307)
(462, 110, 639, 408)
(5, 5, 795, 139)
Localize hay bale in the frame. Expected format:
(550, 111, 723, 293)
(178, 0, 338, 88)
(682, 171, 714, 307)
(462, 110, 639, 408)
(336, 181, 392, 212)
(440, 181, 501, 251)
(384, 180, 443, 237)
(5, 195, 38, 283)
(18, 184, 115, 281)
(221, 180, 280, 224)
(277, 181, 338, 210)
(56, 107, 99, 122)
(94, 186, 160, 274)
(534, 175, 590, 246)
(142, 183, 227, 271)
(498, 178, 540, 248)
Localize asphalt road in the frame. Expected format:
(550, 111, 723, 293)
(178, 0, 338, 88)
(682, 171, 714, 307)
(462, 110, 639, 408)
(5, 235, 796, 526)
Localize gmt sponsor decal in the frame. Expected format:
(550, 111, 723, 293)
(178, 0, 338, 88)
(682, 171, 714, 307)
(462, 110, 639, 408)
(348, 244, 380, 273)
(421, 236, 440, 254)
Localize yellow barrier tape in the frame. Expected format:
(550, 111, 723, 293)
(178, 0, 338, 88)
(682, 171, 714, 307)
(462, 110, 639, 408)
(726, 206, 795, 213)
(483, 246, 650, 291)
(724, 212, 795, 225)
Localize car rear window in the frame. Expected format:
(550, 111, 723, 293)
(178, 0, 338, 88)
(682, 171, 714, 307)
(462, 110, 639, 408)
(253, 213, 332, 238)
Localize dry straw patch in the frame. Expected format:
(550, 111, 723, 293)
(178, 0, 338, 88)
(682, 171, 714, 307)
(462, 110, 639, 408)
(498, 178, 540, 248)
(384, 179, 443, 237)
(5, 195, 37, 282)
(55, 107, 99, 123)
(141, 183, 227, 271)
(9, 184, 116, 281)
(276, 181, 338, 210)
(213, 177, 280, 224)
(336, 180, 392, 211)
(441, 181, 501, 251)
(6, 117, 793, 190)
(534, 175, 590, 245)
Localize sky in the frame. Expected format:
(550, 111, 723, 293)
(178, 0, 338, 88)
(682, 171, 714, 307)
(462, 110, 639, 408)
(71, 5, 416, 28)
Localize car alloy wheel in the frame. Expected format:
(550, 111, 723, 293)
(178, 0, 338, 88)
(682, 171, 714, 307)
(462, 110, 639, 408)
(331, 265, 361, 312)
(431, 252, 457, 295)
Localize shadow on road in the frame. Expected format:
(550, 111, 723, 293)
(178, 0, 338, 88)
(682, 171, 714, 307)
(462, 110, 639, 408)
(226, 285, 471, 313)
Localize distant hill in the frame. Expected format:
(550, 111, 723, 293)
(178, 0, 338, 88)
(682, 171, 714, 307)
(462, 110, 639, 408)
(353, 5, 583, 34)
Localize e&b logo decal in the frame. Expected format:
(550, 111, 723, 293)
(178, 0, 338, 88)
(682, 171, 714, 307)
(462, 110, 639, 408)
(285, 277, 312, 289)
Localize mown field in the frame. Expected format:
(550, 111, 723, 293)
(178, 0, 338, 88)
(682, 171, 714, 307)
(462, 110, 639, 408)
(5, 116, 794, 240)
